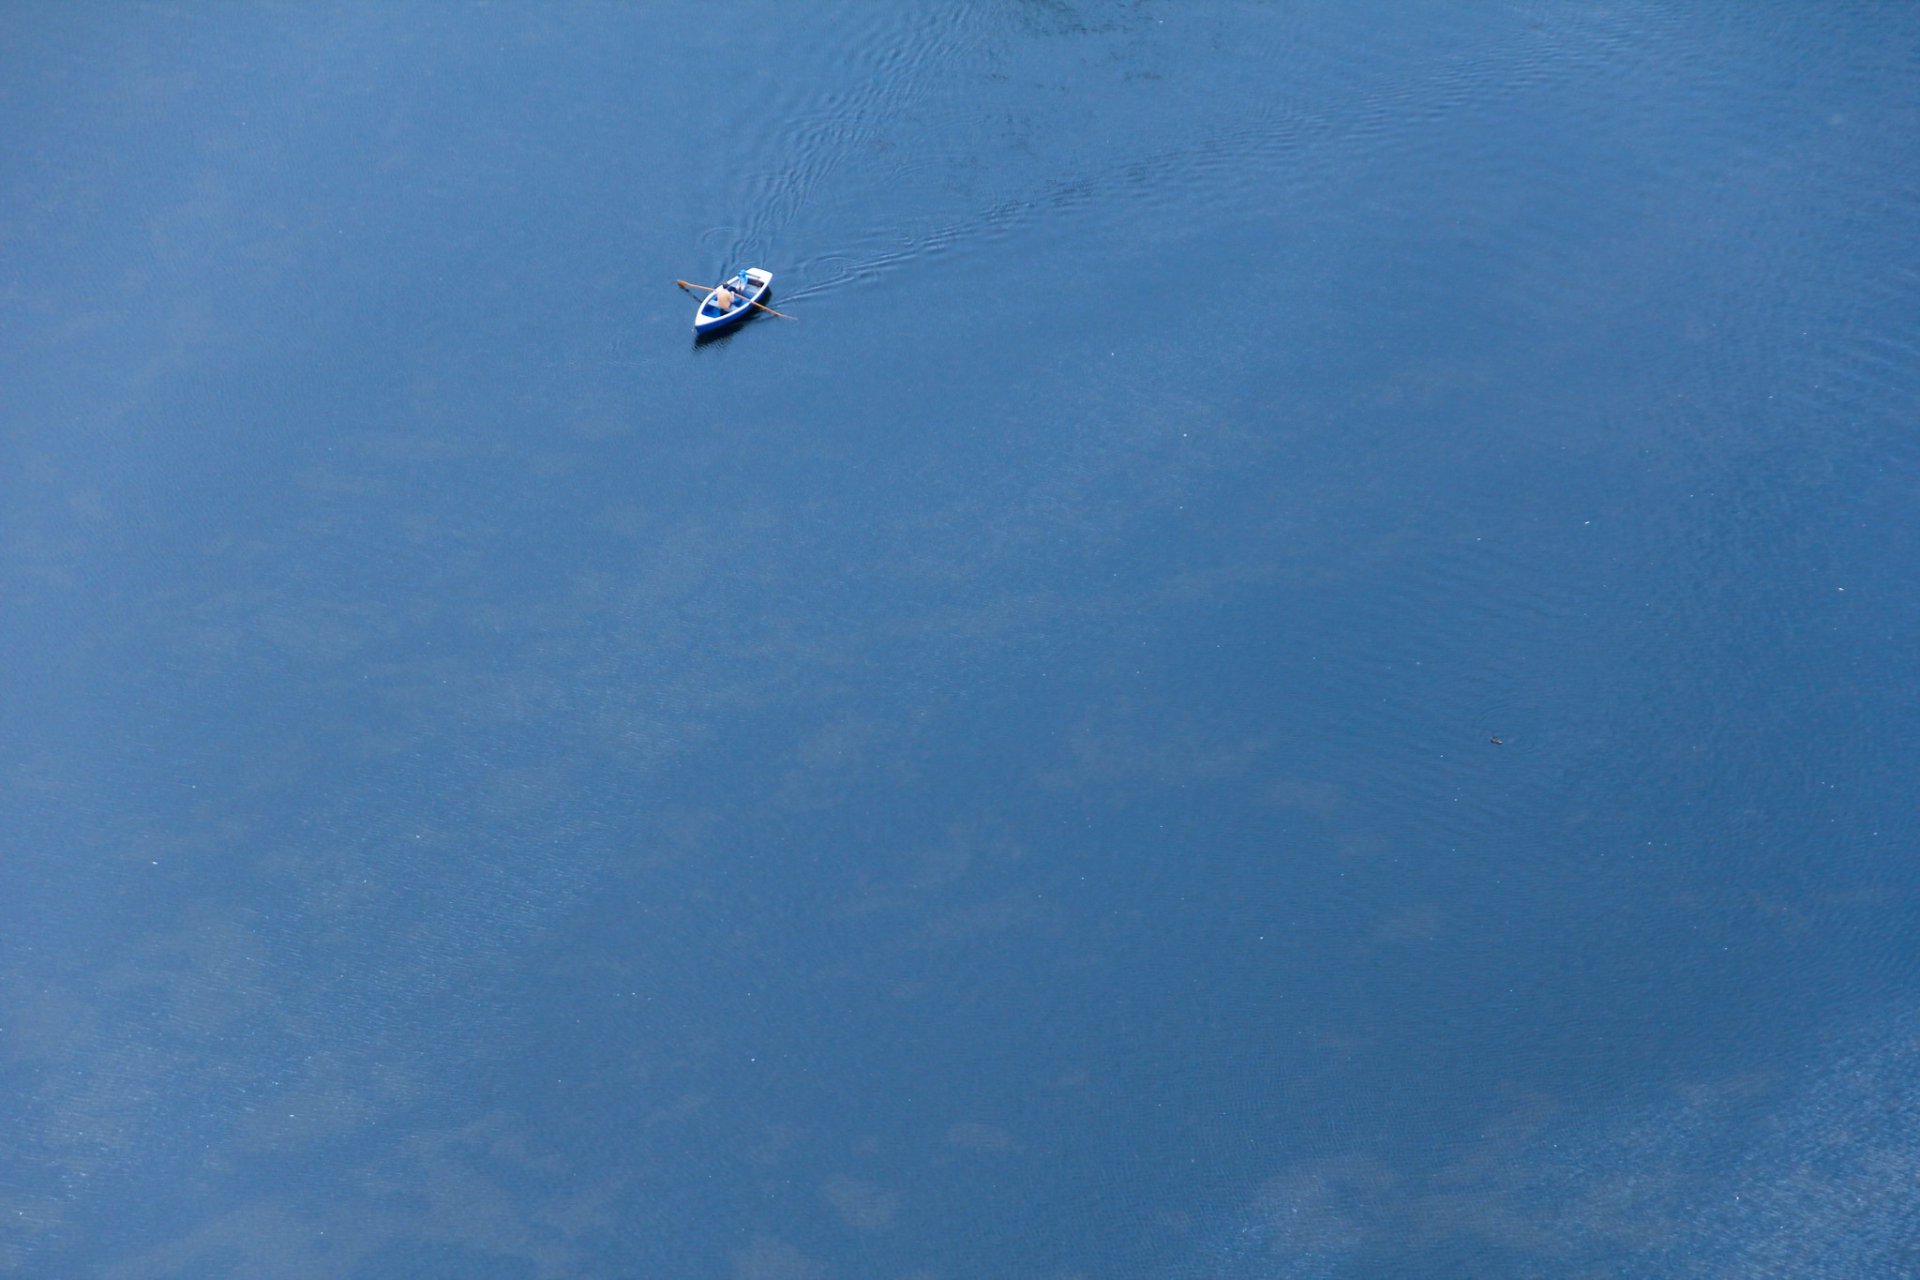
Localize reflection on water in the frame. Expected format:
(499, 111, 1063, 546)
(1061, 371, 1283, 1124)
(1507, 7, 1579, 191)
(1174, 1006, 1920, 1277)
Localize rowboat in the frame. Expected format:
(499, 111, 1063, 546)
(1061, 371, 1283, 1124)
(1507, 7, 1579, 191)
(694, 268, 773, 336)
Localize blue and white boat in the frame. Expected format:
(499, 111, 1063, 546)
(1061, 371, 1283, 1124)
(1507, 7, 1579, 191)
(694, 268, 772, 336)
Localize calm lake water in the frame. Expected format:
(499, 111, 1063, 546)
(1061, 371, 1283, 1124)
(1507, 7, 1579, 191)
(5, 3, 1917, 1277)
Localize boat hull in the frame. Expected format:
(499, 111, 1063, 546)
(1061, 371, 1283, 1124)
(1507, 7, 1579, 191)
(694, 269, 773, 336)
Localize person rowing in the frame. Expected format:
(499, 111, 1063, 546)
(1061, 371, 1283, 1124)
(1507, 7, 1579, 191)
(679, 269, 787, 333)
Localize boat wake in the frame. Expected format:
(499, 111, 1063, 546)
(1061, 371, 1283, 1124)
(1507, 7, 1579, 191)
(700, 2, 1684, 308)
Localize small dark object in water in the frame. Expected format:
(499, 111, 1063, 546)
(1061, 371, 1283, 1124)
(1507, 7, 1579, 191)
(1489, 735, 1503, 745)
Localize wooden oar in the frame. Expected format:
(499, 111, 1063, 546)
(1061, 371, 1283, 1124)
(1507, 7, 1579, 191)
(675, 279, 793, 320)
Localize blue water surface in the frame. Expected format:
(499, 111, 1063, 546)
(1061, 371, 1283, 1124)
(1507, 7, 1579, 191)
(4, 3, 1917, 1276)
